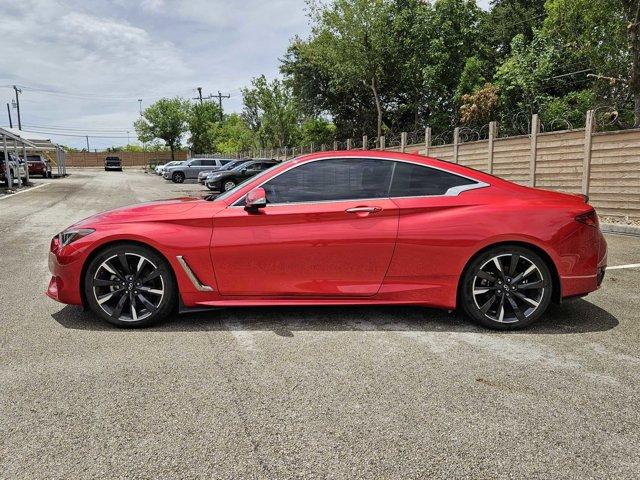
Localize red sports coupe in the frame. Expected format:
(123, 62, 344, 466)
(47, 151, 607, 329)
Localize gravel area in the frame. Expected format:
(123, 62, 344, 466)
(1, 169, 639, 479)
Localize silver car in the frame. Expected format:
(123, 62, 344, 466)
(163, 158, 232, 183)
(156, 160, 184, 176)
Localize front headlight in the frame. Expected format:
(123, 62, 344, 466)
(58, 228, 95, 247)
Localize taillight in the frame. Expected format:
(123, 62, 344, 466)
(575, 210, 598, 227)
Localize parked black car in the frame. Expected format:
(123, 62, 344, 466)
(201, 158, 252, 185)
(104, 156, 122, 171)
(204, 159, 278, 192)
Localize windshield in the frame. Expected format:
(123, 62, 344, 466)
(220, 160, 247, 171)
(212, 161, 285, 201)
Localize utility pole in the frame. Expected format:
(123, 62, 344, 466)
(86, 135, 90, 152)
(193, 87, 204, 104)
(12, 85, 22, 130)
(138, 99, 142, 115)
(127, 130, 130, 144)
(6, 103, 12, 128)
(216, 90, 230, 121)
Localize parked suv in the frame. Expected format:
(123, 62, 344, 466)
(163, 158, 232, 183)
(1, 152, 28, 187)
(205, 159, 278, 192)
(104, 156, 122, 171)
(27, 154, 52, 178)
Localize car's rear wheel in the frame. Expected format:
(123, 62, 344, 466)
(222, 179, 237, 191)
(84, 244, 176, 327)
(460, 246, 552, 330)
(172, 172, 185, 183)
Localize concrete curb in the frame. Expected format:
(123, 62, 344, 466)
(601, 223, 640, 237)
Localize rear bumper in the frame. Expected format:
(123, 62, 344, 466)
(560, 227, 607, 298)
(105, 165, 122, 170)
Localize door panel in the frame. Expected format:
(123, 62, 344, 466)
(211, 199, 399, 296)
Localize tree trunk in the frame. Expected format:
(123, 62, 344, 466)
(170, 143, 175, 161)
(370, 76, 383, 140)
(631, 21, 640, 126)
(624, 0, 640, 126)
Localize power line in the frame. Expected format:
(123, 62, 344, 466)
(21, 123, 131, 133)
(10, 128, 134, 139)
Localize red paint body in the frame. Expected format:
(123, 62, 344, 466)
(47, 151, 607, 311)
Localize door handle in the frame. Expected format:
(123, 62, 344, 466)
(345, 206, 382, 214)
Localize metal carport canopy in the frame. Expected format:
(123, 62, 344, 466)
(1, 127, 39, 188)
(0, 127, 67, 177)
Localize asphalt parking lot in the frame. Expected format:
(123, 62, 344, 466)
(1, 168, 639, 479)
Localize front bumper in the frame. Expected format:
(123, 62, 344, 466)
(205, 179, 222, 190)
(46, 237, 89, 305)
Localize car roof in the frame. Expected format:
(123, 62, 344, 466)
(292, 150, 508, 187)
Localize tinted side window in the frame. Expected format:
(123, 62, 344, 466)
(390, 162, 477, 197)
(190, 160, 202, 166)
(263, 158, 393, 204)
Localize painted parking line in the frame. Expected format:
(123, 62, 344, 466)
(0, 183, 49, 201)
(607, 263, 640, 270)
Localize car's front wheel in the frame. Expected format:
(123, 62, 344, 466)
(83, 243, 176, 327)
(222, 179, 237, 191)
(460, 246, 553, 330)
(172, 172, 185, 183)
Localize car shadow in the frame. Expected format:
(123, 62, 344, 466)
(51, 298, 618, 335)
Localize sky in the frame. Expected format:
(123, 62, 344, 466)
(0, 0, 491, 150)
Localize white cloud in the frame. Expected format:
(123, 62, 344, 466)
(0, 0, 309, 149)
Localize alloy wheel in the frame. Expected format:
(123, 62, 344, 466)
(471, 253, 545, 324)
(223, 180, 236, 191)
(173, 172, 185, 183)
(92, 253, 165, 322)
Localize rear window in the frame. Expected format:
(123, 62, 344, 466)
(390, 162, 477, 197)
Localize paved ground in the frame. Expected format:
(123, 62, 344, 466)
(1, 168, 639, 479)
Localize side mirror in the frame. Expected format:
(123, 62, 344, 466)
(244, 187, 267, 212)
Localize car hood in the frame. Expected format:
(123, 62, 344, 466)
(74, 198, 202, 226)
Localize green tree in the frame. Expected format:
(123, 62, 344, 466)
(188, 101, 222, 153)
(242, 75, 299, 148)
(422, 0, 485, 128)
(543, 0, 632, 121)
(298, 117, 337, 147)
(481, 0, 546, 66)
(212, 114, 256, 154)
(134, 97, 190, 160)
(306, 0, 392, 138)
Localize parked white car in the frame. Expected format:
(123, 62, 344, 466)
(156, 161, 184, 175)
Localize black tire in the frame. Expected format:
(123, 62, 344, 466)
(222, 178, 237, 192)
(172, 171, 185, 183)
(83, 243, 176, 328)
(460, 245, 553, 330)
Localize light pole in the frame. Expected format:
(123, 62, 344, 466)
(138, 99, 142, 115)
